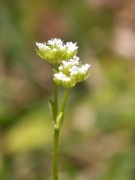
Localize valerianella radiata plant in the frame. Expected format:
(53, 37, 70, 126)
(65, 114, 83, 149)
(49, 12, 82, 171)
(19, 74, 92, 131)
(36, 38, 90, 180)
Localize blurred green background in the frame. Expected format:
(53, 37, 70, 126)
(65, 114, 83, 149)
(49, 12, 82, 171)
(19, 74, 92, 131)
(1, 0, 135, 179)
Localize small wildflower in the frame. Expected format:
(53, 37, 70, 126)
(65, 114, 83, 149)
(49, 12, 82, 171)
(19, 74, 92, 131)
(35, 38, 91, 180)
(70, 64, 90, 82)
(36, 38, 90, 88)
(48, 38, 63, 46)
(66, 42, 78, 53)
(53, 56, 90, 88)
(36, 38, 78, 65)
(54, 72, 76, 88)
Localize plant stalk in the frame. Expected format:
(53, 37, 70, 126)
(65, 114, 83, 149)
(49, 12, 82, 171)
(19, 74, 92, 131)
(52, 87, 69, 180)
(54, 82, 58, 122)
(52, 128, 60, 180)
(60, 88, 69, 112)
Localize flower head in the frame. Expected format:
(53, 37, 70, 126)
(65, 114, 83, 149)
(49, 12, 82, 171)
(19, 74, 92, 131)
(54, 72, 76, 88)
(36, 38, 90, 88)
(36, 38, 78, 65)
(53, 56, 90, 88)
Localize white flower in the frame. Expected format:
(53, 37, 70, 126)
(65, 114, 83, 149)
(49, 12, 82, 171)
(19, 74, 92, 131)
(36, 38, 78, 65)
(47, 38, 63, 46)
(70, 56, 80, 65)
(78, 64, 90, 74)
(36, 42, 49, 50)
(68, 63, 90, 82)
(54, 72, 70, 82)
(36, 38, 90, 87)
(54, 72, 76, 88)
(69, 64, 90, 76)
(59, 60, 73, 69)
(69, 65, 79, 75)
(59, 56, 80, 71)
(66, 42, 78, 52)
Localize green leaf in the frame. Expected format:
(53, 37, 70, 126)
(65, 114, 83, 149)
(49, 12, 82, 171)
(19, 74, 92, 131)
(55, 111, 64, 130)
(49, 100, 55, 122)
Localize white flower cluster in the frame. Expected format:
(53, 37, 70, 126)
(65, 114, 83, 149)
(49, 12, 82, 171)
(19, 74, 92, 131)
(36, 38, 90, 88)
(36, 38, 78, 65)
(54, 56, 90, 88)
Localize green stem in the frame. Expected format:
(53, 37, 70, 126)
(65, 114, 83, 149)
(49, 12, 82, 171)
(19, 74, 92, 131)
(60, 88, 69, 112)
(52, 88, 70, 180)
(53, 65, 58, 122)
(54, 81, 58, 122)
(53, 129, 60, 180)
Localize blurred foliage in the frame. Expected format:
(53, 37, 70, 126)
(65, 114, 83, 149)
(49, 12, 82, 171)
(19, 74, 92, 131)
(0, 0, 135, 179)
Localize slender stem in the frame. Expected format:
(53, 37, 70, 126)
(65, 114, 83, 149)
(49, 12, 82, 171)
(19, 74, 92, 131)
(52, 129, 60, 180)
(52, 65, 59, 179)
(60, 88, 69, 112)
(54, 81, 58, 122)
(53, 65, 58, 122)
(52, 87, 70, 180)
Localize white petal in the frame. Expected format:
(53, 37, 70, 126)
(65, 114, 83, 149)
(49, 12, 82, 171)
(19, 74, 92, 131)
(36, 42, 49, 50)
(48, 38, 63, 46)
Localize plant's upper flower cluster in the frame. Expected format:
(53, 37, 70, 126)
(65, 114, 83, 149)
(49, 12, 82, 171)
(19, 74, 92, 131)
(36, 38, 90, 88)
(53, 56, 90, 88)
(36, 38, 78, 65)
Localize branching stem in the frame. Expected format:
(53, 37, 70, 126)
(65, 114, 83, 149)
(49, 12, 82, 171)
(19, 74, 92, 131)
(52, 85, 69, 180)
